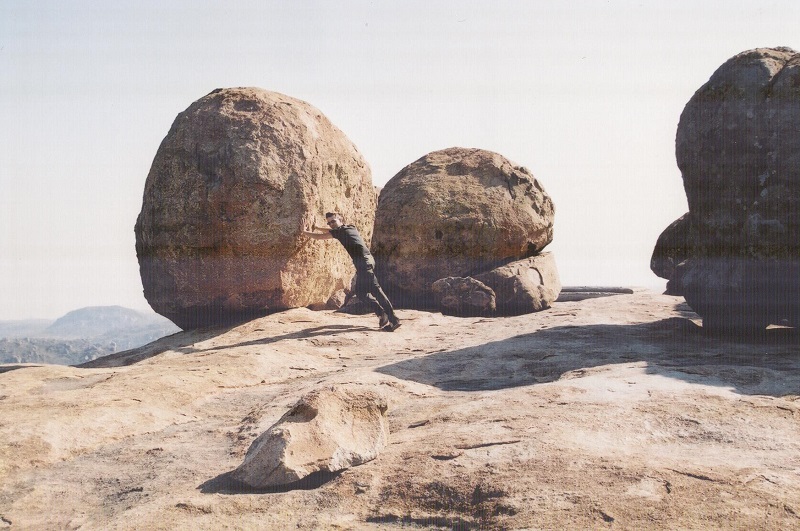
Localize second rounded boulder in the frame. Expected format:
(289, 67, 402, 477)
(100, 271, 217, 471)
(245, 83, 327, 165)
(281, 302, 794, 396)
(372, 147, 555, 308)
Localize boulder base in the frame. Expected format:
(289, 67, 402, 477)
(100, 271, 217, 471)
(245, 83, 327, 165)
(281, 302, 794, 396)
(650, 213, 693, 288)
(671, 258, 800, 333)
(431, 277, 496, 317)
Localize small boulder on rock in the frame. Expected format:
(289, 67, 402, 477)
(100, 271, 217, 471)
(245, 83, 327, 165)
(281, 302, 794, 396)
(650, 213, 693, 289)
(231, 385, 389, 489)
(474, 252, 561, 315)
(431, 277, 496, 317)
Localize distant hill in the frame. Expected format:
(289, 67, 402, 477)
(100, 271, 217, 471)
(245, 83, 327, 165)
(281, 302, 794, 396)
(43, 306, 171, 339)
(0, 307, 180, 365)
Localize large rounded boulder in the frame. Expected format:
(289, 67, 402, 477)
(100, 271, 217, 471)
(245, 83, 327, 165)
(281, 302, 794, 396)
(676, 47, 800, 257)
(372, 147, 554, 308)
(653, 47, 800, 331)
(135, 88, 376, 329)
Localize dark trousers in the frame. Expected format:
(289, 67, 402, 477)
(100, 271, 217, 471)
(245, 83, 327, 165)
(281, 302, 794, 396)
(354, 263, 395, 319)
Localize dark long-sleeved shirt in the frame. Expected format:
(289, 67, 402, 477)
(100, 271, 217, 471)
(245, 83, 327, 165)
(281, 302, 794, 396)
(330, 225, 373, 268)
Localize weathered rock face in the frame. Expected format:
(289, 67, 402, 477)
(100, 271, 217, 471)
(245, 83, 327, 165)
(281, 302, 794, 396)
(676, 47, 800, 258)
(431, 277, 496, 317)
(135, 88, 376, 329)
(231, 385, 389, 489)
(653, 47, 800, 331)
(372, 147, 555, 308)
(474, 252, 561, 315)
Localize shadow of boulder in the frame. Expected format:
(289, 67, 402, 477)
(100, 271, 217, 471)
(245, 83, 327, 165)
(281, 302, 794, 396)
(376, 318, 800, 397)
(198, 470, 341, 495)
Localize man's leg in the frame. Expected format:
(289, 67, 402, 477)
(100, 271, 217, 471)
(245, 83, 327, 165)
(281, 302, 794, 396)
(363, 269, 400, 330)
(354, 270, 389, 327)
(369, 280, 395, 320)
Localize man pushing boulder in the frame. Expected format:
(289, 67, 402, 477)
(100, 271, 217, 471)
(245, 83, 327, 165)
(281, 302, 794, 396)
(304, 212, 401, 332)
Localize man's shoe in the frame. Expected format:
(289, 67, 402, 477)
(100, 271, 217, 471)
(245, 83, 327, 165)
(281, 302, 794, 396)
(383, 318, 401, 332)
(378, 312, 389, 329)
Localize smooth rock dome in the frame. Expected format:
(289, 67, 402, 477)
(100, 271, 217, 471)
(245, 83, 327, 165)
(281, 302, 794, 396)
(135, 88, 376, 329)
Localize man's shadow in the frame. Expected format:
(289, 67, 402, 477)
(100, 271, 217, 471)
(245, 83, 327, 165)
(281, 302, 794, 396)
(76, 323, 373, 368)
(184, 324, 374, 354)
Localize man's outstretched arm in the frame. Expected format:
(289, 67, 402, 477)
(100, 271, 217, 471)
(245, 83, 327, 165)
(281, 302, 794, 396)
(303, 227, 334, 240)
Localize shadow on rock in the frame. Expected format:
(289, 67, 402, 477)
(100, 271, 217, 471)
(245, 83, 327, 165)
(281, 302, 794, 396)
(198, 470, 341, 495)
(376, 318, 800, 397)
(76, 326, 231, 368)
(78, 324, 372, 368)
(185, 325, 374, 354)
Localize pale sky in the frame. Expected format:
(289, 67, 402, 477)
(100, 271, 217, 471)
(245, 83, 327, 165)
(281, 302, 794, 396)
(1, 1, 797, 319)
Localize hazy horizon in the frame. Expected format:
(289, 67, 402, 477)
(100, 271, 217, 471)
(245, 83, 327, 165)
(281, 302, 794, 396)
(2, 1, 798, 319)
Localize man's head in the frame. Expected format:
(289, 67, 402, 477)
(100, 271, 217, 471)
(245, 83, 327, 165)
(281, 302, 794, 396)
(325, 212, 343, 229)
